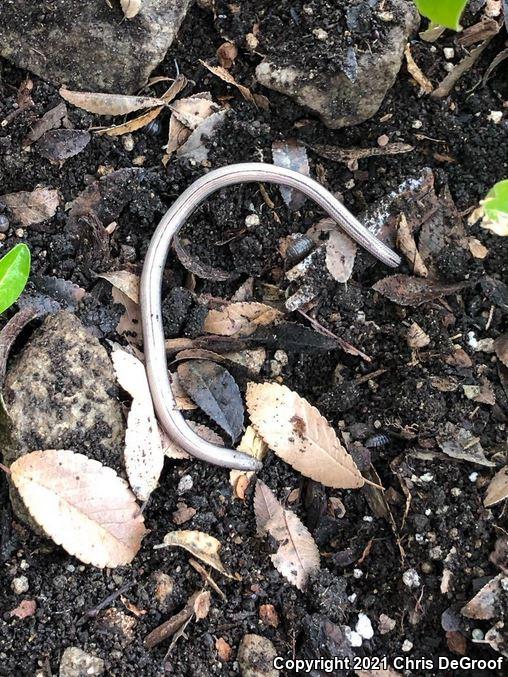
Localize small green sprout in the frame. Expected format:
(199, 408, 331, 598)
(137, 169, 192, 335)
(414, 0, 469, 31)
(481, 180, 508, 236)
(0, 243, 31, 314)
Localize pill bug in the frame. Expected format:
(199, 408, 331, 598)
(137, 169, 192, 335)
(365, 433, 391, 449)
(146, 119, 162, 136)
(285, 234, 314, 265)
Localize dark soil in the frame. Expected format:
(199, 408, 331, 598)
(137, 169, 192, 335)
(1, 1, 507, 676)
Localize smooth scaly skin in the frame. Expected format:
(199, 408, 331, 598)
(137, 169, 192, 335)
(141, 163, 400, 471)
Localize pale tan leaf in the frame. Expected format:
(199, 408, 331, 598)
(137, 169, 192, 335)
(199, 60, 269, 109)
(156, 530, 235, 578)
(121, 0, 141, 19)
(160, 425, 191, 460)
(193, 590, 211, 620)
(164, 94, 218, 160)
(246, 382, 364, 489)
(112, 349, 164, 501)
(217, 42, 238, 69)
(59, 88, 167, 116)
(162, 420, 223, 460)
(223, 348, 266, 374)
(230, 470, 253, 500)
(2, 187, 59, 227)
(99, 270, 139, 303)
(396, 213, 428, 277)
(406, 322, 430, 349)
(307, 218, 357, 283)
(485, 466, 508, 507)
(254, 481, 320, 590)
(230, 426, 268, 500)
(10, 449, 147, 567)
(204, 302, 283, 337)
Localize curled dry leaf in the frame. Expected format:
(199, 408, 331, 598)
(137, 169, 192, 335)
(272, 140, 310, 211)
(177, 360, 244, 442)
(396, 214, 428, 277)
(164, 93, 218, 161)
(373, 275, 467, 307)
(2, 187, 59, 227)
(156, 530, 235, 578)
(173, 234, 232, 281)
(23, 102, 68, 146)
(204, 302, 283, 337)
(406, 322, 430, 349)
(468, 237, 489, 260)
(193, 590, 211, 620)
(99, 271, 141, 345)
(217, 42, 238, 69)
(10, 449, 147, 568)
(112, 348, 164, 502)
(254, 480, 320, 590)
(199, 60, 269, 109)
(230, 426, 268, 499)
(121, 0, 142, 19)
(246, 382, 364, 489)
(59, 88, 168, 116)
(307, 218, 357, 283)
(144, 590, 200, 649)
(484, 466, 508, 507)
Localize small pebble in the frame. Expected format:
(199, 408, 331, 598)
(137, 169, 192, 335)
(469, 472, 478, 483)
(273, 350, 288, 366)
(348, 593, 357, 603)
(353, 568, 363, 579)
(377, 134, 389, 147)
(402, 639, 413, 652)
(245, 213, 260, 229)
(15, 228, 24, 238)
(402, 568, 420, 589)
(345, 627, 363, 647)
(472, 628, 484, 641)
(356, 613, 374, 640)
(429, 546, 443, 560)
(467, 331, 478, 349)
(421, 561, 433, 574)
(177, 474, 193, 494)
(363, 515, 373, 523)
(312, 28, 328, 41)
(0, 214, 9, 232)
(412, 120, 423, 129)
(443, 47, 455, 60)
(122, 134, 134, 152)
(487, 111, 503, 124)
(11, 575, 29, 594)
(444, 62, 454, 72)
(420, 472, 434, 483)
(378, 11, 394, 21)
(451, 487, 461, 497)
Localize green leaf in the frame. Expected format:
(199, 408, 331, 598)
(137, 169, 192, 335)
(0, 243, 31, 314)
(414, 0, 469, 30)
(482, 180, 508, 236)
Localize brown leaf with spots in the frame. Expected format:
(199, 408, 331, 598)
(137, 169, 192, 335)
(247, 382, 364, 489)
(155, 530, 236, 578)
(373, 275, 467, 307)
(204, 302, 283, 337)
(2, 187, 60, 227)
(254, 480, 320, 590)
(10, 450, 147, 568)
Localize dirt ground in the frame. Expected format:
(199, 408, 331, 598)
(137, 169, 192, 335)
(0, 1, 507, 676)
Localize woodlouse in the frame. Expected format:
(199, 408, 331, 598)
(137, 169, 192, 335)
(365, 433, 391, 449)
(285, 234, 314, 265)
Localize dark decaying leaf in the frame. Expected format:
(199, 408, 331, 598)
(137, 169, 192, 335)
(0, 306, 47, 388)
(36, 129, 91, 162)
(30, 276, 87, 310)
(437, 425, 495, 467)
(23, 102, 68, 146)
(373, 275, 468, 307)
(481, 276, 508, 313)
(250, 322, 338, 353)
(271, 140, 309, 211)
(176, 360, 244, 442)
(173, 235, 234, 281)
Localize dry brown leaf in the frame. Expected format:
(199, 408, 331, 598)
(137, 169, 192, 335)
(189, 558, 226, 600)
(468, 237, 489, 259)
(99, 270, 139, 303)
(259, 604, 279, 628)
(485, 466, 508, 507)
(59, 88, 167, 116)
(193, 590, 211, 620)
(229, 426, 268, 499)
(223, 348, 267, 374)
(2, 187, 60, 227)
(445, 348, 472, 368)
(23, 102, 68, 146)
(307, 218, 357, 283)
(171, 373, 198, 411)
(404, 44, 433, 94)
(199, 60, 269, 109)
(406, 322, 430, 349)
(494, 334, 508, 367)
(10, 449, 147, 568)
(373, 275, 467, 307)
(217, 42, 238, 69)
(247, 382, 364, 489)
(112, 349, 164, 502)
(156, 530, 235, 578)
(172, 502, 197, 525)
(215, 637, 233, 661)
(254, 480, 320, 590)
(121, 0, 141, 19)
(396, 213, 428, 277)
(164, 93, 218, 161)
(160, 425, 191, 460)
(204, 302, 283, 337)
(8, 599, 37, 619)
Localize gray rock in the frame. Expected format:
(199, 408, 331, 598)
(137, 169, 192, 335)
(59, 647, 104, 677)
(237, 634, 279, 677)
(0, 0, 192, 93)
(1, 311, 125, 524)
(255, 0, 419, 128)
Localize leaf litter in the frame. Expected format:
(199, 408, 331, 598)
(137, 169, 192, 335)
(155, 530, 235, 579)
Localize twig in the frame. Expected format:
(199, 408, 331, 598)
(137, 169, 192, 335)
(432, 38, 494, 99)
(78, 581, 134, 624)
(297, 309, 372, 362)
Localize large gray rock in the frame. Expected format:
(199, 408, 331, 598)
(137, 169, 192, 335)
(59, 647, 104, 677)
(0, 0, 192, 93)
(1, 311, 125, 524)
(256, 0, 419, 129)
